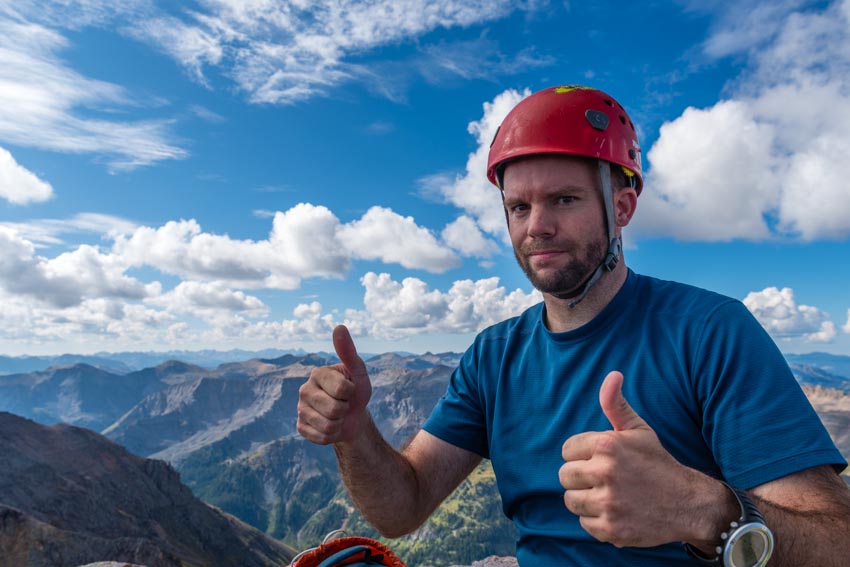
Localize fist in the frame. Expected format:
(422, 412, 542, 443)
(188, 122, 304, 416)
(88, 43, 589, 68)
(297, 325, 372, 445)
(559, 371, 691, 548)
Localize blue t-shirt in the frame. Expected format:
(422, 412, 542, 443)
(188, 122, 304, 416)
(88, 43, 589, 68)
(423, 270, 846, 566)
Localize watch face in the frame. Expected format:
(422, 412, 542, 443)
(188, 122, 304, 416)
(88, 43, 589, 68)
(727, 525, 772, 567)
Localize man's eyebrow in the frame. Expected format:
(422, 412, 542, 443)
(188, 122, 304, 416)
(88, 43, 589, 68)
(528, 185, 594, 198)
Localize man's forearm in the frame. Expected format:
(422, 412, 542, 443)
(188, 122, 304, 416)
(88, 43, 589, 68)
(333, 411, 426, 538)
(754, 494, 850, 567)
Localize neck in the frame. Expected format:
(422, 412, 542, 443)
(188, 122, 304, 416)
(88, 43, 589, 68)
(542, 261, 628, 333)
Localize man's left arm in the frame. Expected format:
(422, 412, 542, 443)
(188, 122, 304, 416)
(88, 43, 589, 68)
(749, 464, 850, 566)
(560, 371, 850, 563)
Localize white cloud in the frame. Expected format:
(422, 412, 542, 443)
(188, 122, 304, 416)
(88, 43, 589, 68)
(196, 0, 526, 104)
(635, 0, 850, 242)
(181, 272, 541, 345)
(415, 37, 553, 85)
(0, 290, 174, 348)
(126, 15, 223, 85)
(150, 281, 268, 318)
(31, 0, 538, 105)
(0, 227, 156, 308)
(637, 101, 777, 241)
(360, 271, 540, 338)
(0, 146, 53, 204)
(743, 286, 836, 342)
(442, 215, 500, 258)
(0, 213, 138, 246)
(269, 203, 351, 279)
(339, 206, 460, 273)
(0, 17, 186, 170)
(422, 88, 529, 244)
(844, 309, 850, 334)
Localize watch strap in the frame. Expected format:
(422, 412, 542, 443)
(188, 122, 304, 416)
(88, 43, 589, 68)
(683, 481, 758, 564)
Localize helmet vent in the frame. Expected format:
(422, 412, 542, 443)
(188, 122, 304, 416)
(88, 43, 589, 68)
(618, 115, 626, 125)
(603, 99, 613, 107)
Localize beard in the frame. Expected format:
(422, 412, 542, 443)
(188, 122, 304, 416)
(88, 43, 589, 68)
(514, 234, 606, 296)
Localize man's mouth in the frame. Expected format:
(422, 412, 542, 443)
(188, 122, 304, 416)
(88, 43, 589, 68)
(527, 249, 564, 262)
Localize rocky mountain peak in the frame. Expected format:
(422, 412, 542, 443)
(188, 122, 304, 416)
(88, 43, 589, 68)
(0, 412, 293, 567)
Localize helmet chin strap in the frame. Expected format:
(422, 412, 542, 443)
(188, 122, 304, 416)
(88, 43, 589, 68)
(550, 160, 621, 308)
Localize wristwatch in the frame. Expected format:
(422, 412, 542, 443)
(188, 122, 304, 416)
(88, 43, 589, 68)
(684, 482, 774, 567)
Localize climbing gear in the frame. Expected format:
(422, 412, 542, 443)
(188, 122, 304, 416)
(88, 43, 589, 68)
(486, 85, 643, 307)
(289, 530, 407, 567)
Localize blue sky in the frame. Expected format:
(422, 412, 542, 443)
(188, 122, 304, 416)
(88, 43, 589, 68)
(1, 0, 849, 357)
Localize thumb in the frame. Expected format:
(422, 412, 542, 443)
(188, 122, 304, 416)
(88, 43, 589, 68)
(332, 325, 367, 381)
(599, 371, 648, 431)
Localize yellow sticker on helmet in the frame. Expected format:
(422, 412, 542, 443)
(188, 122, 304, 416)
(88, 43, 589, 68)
(553, 85, 595, 94)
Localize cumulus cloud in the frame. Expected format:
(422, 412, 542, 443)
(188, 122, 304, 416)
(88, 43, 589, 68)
(635, 0, 850, 242)
(422, 88, 529, 244)
(0, 146, 53, 204)
(0, 290, 174, 348)
(150, 281, 268, 317)
(0, 227, 157, 308)
(441, 215, 500, 258)
(845, 309, 850, 334)
(743, 286, 836, 342)
(112, 206, 348, 290)
(360, 271, 540, 338)
(339, 206, 461, 273)
(167, 272, 541, 345)
(112, 202, 458, 289)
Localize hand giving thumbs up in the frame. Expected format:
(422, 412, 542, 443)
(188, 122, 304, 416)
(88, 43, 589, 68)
(297, 325, 373, 445)
(558, 371, 705, 548)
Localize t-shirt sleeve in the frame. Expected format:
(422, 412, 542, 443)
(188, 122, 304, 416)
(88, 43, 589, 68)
(422, 345, 490, 459)
(693, 300, 847, 489)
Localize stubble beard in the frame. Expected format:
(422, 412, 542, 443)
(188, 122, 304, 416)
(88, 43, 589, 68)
(514, 235, 606, 296)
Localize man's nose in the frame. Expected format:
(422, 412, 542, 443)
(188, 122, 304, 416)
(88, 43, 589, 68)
(527, 206, 556, 238)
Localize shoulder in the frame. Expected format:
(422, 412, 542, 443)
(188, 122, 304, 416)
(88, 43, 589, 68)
(457, 301, 543, 368)
(624, 272, 752, 329)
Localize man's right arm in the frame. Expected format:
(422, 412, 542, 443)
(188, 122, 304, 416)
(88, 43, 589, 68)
(297, 325, 482, 537)
(336, 420, 482, 537)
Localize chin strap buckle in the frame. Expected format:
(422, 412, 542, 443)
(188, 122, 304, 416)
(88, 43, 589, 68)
(603, 237, 622, 272)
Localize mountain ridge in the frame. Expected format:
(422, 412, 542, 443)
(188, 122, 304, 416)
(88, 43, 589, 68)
(0, 411, 294, 567)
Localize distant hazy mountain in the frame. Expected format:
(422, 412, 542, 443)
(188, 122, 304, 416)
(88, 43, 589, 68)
(789, 361, 850, 393)
(0, 348, 317, 375)
(0, 412, 294, 567)
(0, 361, 208, 432)
(786, 352, 850, 380)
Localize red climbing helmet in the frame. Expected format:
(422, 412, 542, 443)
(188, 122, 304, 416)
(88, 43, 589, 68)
(486, 85, 643, 193)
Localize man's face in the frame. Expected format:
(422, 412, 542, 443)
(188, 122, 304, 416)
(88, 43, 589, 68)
(501, 155, 608, 296)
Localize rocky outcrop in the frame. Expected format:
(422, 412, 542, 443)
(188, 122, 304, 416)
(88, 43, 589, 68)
(802, 384, 850, 464)
(0, 412, 294, 567)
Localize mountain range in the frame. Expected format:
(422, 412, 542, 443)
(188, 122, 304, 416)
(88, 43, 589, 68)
(0, 351, 848, 567)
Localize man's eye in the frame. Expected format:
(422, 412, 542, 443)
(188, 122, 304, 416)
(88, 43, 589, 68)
(557, 196, 576, 205)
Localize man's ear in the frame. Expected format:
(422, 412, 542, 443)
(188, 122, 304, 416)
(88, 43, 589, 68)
(614, 187, 638, 228)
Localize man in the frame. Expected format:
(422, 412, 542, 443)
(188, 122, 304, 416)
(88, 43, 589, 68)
(297, 85, 850, 566)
